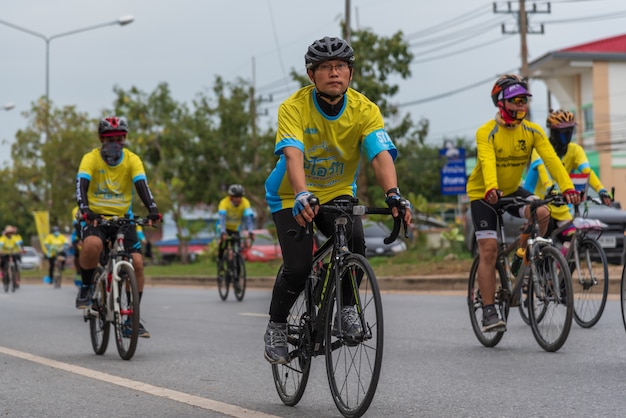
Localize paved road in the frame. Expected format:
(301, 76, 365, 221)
(2, 284, 626, 417)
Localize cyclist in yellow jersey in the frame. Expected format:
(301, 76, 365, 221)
(0, 225, 23, 290)
(524, 110, 612, 241)
(262, 36, 412, 364)
(43, 226, 68, 284)
(467, 75, 581, 333)
(75, 116, 161, 338)
(216, 184, 255, 287)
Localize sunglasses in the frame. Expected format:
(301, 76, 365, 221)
(506, 97, 529, 105)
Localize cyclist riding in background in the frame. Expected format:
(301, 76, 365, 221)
(263, 36, 412, 364)
(43, 226, 68, 284)
(466, 75, 581, 333)
(71, 206, 83, 287)
(0, 225, 23, 286)
(217, 184, 255, 282)
(76, 116, 161, 338)
(524, 109, 613, 243)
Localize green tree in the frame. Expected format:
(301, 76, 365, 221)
(8, 99, 94, 241)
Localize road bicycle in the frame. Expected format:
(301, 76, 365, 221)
(468, 194, 574, 352)
(217, 233, 249, 302)
(52, 253, 67, 289)
(270, 197, 408, 418)
(83, 216, 152, 360)
(2, 254, 20, 293)
(549, 198, 609, 328)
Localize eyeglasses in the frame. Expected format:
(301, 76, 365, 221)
(506, 97, 529, 105)
(316, 63, 350, 73)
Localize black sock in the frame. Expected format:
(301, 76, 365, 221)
(81, 268, 95, 286)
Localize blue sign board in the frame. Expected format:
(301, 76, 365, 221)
(440, 147, 466, 195)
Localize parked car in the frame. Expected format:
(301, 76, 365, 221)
(463, 191, 626, 264)
(316, 219, 407, 258)
(242, 229, 282, 262)
(20, 246, 42, 270)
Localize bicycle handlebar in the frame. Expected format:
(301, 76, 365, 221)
(91, 215, 156, 228)
(497, 194, 568, 212)
(289, 197, 408, 245)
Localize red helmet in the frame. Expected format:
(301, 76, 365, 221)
(98, 117, 129, 138)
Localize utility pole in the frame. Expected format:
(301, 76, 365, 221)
(494, 0, 551, 80)
(343, 0, 351, 41)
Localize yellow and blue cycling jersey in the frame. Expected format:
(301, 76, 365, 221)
(217, 196, 254, 233)
(265, 85, 397, 213)
(0, 234, 23, 255)
(466, 118, 574, 201)
(524, 143, 606, 196)
(43, 233, 67, 257)
(76, 148, 147, 216)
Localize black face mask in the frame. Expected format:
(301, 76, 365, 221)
(100, 142, 124, 166)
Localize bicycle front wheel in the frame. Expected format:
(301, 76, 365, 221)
(528, 245, 573, 352)
(113, 264, 140, 360)
(53, 267, 62, 289)
(217, 268, 229, 301)
(9, 264, 17, 293)
(467, 256, 509, 347)
(571, 237, 608, 328)
(233, 254, 246, 302)
(271, 266, 311, 406)
(89, 268, 110, 355)
(325, 254, 382, 418)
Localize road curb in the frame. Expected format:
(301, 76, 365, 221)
(17, 274, 625, 294)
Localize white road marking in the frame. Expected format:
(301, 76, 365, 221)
(0, 345, 279, 418)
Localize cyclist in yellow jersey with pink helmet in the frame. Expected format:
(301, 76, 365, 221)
(466, 75, 581, 333)
(75, 116, 161, 338)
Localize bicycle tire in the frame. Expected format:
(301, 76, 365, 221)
(89, 268, 110, 355)
(54, 266, 62, 289)
(620, 263, 626, 333)
(9, 263, 17, 293)
(113, 264, 140, 360)
(467, 256, 509, 347)
(518, 270, 531, 325)
(271, 265, 312, 406)
(233, 253, 246, 302)
(528, 245, 573, 352)
(325, 254, 382, 418)
(2, 266, 8, 292)
(217, 268, 230, 301)
(570, 237, 609, 328)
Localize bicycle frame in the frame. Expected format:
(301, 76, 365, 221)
(101, 229, 135, 322)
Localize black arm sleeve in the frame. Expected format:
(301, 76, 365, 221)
(135, 179, 159, 214)
(76, 177, 91, 214)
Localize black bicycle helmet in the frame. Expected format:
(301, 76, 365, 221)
(98, 117, 129, 137)
(305, 36, 355, 69)
(228, 184, 244, 197)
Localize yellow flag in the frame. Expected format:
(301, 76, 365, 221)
(33, 211, 49, 250)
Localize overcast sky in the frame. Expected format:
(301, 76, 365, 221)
(1, 0, 625, 166)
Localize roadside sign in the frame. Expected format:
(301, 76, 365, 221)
(440, 147, 466, 195)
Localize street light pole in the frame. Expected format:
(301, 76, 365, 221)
(0, 16, 134, 107)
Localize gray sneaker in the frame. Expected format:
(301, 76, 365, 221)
(482, 305, 506, 332)
(333, 306, 364, 340)
(264, 321, 289, 364)
(75, 285, 93, 309)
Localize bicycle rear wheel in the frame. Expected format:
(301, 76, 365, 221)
(53, 267, 62, 289)
(9, 263, 17, 293)
(528, 245, 573, 352)
(113, 264, 140, 360)
(217, 268, 230, 301)
(467, 256, 509, 347)
(621, 263, 626, 333)
(570, 237, 608, 328)
(89, 268, 110, 355)
(271, 266, 312, 406)
(325, 254, 382, 418)
(233, 254, 246, 302)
